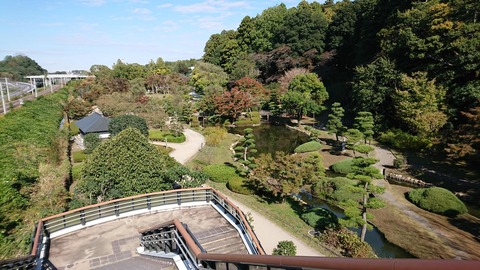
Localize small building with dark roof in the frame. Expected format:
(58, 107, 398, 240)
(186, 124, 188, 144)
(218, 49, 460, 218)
(75, 112, 111, 138)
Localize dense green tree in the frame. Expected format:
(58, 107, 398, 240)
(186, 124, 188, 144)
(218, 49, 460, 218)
(0, 55, 46, 81)
(203, 30, 240, 72)
(352, 57, 400, 129)
(393, 72, 447, 137)
(354, 112, 374, 144)
(249, 152, 324, 202)
(282, 73, 329, 126)
(83, 133, 101, 154)
(78, 128, 177, 202)
(129, 78, 146, 100)
(327, 102, 346, 141)
(278, 1, 328, 57)
(446, 103, 480, 162)
(190, 62, 228, 94)
(272, 240, 297, 256)
(109, 114, 149, 137)
(252, 3, 288, 52)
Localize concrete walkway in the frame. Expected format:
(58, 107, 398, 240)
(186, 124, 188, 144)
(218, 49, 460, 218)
(151, 129, 205, 164)
(223, 196, 323, 257)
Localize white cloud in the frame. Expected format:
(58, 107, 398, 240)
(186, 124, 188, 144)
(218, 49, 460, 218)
(158, 3, 173, 8)
(174, 0, 250, 14)
(155, 20, 179, 32)
(79, 0, 106, 6)
(132, 7, 151, 14)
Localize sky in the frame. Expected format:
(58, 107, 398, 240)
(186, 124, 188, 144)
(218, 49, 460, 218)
(0, 0, 308, 72)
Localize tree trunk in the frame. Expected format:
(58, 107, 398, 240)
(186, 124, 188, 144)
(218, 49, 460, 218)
(244, 146, 248, 162)
(361, 182, 369, 242)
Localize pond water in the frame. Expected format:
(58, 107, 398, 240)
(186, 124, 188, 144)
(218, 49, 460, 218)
(229, 124, 414, 258)
(228, 124, 310, 155)
(299, 192, 415, 258)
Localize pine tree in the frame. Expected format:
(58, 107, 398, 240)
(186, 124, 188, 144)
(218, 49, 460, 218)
(327, 102, 346, 141)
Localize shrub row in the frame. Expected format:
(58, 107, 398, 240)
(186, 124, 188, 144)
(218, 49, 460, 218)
(227, 177, 253, 195)
(149, 129, 186, 143)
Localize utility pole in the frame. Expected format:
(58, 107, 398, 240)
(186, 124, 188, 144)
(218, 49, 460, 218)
(0, 82, 6, 114)
(5, 78, 10, 102)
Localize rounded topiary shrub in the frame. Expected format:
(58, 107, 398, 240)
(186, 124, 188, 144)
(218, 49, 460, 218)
(227, 177, 252, 195)
(407, 187, 468, 216)
(331, 159, 354, 175)
(301, 207, 339, 231)
(202, 164, 238, 183)
(294, 141, 322, 153)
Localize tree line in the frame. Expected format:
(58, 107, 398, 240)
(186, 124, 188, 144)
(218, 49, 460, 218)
(201, 0, 479, 164)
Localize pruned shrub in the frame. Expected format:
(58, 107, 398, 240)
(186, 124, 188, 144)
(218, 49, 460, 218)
(84, 133, 101, 154)
(393, 157, 405, 168)
(294, 141, 322, 153)
(202, 164, 238, 183)
(149, 129, 186, 143)
(407, 187, 467, 216)
(227, 177, 252, 195)
(331, 159, 354, 174)
(301, 207, 339, 231)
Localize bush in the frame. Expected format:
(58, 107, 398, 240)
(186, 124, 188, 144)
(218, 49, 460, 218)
(72, 150, 88, 163)
(109, 114, 149, 137)
(294, 141, 322, 153)
(72, 163, 84, 182)
(202, 164, 238, 183)
(377, 129, 432, 150)
(407, 187, 468, 216)
(393, 157, 405, 168)
(320, 227, 375, 258)
(83, 133, 101, 154)
(227, 177, 253, 195)
(272, 240, 296, 256)
(331, 159, 354, 174)
(301, 208, 339, 231)
(70, 122, 80, 136)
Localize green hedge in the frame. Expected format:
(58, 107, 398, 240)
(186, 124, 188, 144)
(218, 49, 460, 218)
(149, 129, 186, 143)
(294, 141, 322, 153)
(202, 164, 238, 183)
(377, 129, 432, 150)
(227, 177, 252, 195)
(330, 159, 354, 174)
(407, 187, 468, 216)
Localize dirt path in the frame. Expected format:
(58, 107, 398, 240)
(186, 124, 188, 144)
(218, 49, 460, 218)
(151, 129, 205, 164)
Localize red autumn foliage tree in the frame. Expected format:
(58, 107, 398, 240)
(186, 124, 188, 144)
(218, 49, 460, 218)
(214, 88, 253, 121)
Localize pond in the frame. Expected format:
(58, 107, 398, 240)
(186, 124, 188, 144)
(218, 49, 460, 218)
(299, 192, 415, 258)
(228, 124, 310, 155)
(229, 123, 414, 258)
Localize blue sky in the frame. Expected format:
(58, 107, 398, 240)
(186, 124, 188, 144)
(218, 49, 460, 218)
(0, 0, 308, 72)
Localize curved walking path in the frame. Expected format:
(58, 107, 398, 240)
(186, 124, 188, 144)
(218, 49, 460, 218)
(153, 129, 322, 256)
(151, 129, 205, 164)
(220, 195, 324, 256)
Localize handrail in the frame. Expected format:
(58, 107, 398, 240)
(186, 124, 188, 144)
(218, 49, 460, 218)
(210, 189, 265, 255)
(145, 218, 480, 270)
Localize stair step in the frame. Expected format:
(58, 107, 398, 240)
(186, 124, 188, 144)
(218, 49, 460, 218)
(202, 237, 246, 254)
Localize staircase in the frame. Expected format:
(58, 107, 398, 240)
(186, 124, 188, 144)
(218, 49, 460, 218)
(92, 255, 176, 270)
(194, 226, 248, 255)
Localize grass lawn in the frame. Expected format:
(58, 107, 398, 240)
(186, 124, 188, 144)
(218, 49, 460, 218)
(207, 180, 339, 256)
(186, 133, 239, 169)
